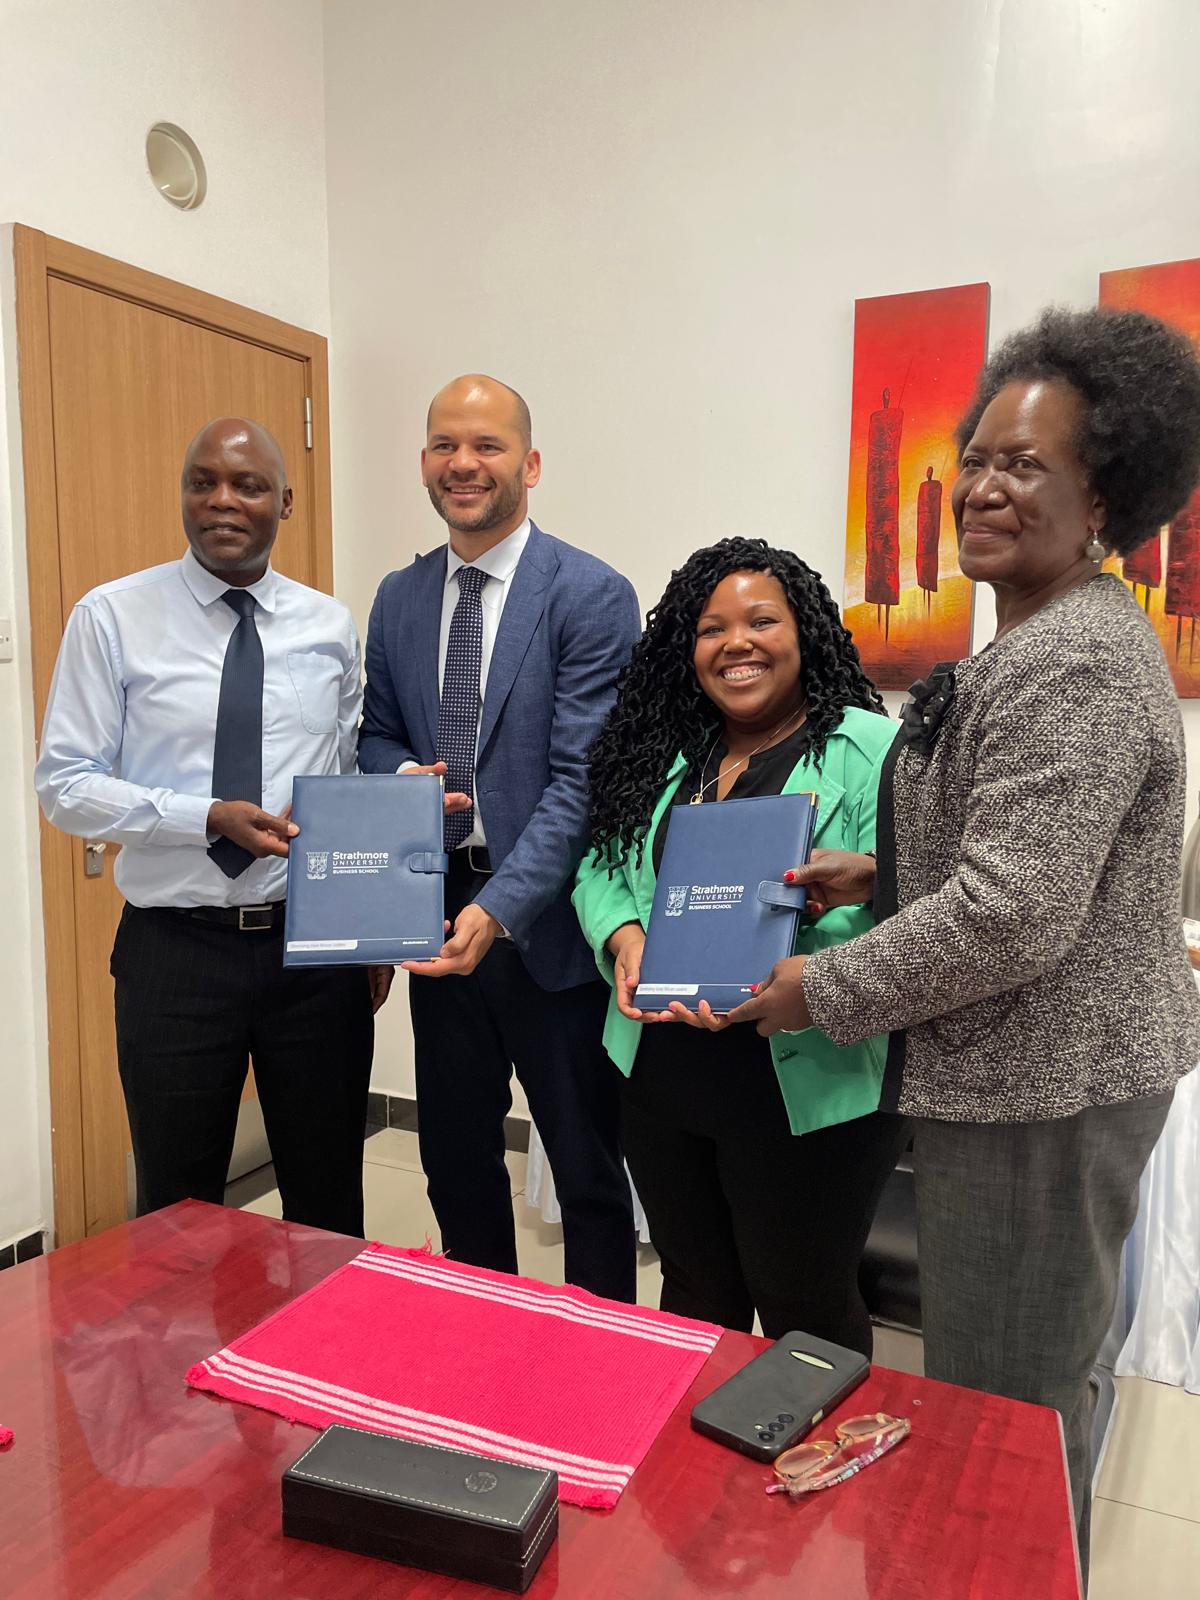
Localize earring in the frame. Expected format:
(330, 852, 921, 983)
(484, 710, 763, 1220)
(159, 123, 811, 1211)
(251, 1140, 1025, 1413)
(1084, 531, 1106, 567)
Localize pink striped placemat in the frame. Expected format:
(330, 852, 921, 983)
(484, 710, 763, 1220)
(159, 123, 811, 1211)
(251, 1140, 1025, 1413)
(187, 1243, 720, 1508)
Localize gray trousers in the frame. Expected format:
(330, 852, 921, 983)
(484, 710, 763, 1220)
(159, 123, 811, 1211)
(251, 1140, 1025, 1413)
(914, 1091, 1172, 1588)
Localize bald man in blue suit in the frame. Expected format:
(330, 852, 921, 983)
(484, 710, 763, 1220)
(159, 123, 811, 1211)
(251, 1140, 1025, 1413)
(360, 375, 639, 1300)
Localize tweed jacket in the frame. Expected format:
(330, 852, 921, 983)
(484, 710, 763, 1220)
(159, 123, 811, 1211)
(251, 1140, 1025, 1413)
(803, 574, 1200, 1122)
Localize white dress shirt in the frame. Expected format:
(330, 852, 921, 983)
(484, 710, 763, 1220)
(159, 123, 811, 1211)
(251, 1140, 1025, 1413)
(412, 518, 531, 849)
(35, 548, 362, 908)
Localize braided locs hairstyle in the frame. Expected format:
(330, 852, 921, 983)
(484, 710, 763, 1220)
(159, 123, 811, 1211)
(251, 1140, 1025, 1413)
(587, 538, 886, 869)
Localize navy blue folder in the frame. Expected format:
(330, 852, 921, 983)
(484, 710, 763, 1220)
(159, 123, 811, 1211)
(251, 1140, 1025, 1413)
(283, 774, 447, 967)
(633, 792, 818, 1013)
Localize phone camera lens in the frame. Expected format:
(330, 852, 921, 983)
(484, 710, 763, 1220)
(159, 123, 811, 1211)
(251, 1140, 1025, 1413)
(757, 1430, 773, 1443)
(778, 1413, 795, 1424)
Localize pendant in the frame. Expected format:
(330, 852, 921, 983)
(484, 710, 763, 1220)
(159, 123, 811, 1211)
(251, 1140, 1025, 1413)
(689, 792, 704, 804)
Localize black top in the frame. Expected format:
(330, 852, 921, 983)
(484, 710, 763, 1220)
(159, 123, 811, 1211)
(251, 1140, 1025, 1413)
(651, 721, 812, 873)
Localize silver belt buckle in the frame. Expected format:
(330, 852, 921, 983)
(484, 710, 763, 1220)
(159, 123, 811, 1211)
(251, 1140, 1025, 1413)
(467, 846, 492, 875)
(237, 904, 275, 932)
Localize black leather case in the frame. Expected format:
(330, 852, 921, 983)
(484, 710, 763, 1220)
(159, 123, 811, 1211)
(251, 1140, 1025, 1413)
(281, 1425, 559, 1593)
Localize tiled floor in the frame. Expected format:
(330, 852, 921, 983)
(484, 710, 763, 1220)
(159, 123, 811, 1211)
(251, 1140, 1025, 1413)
(244, 1128, 1200, 1597)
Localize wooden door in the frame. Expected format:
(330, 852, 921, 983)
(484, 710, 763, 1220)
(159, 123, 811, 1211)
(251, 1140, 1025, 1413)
(16, 228, 333, 1242)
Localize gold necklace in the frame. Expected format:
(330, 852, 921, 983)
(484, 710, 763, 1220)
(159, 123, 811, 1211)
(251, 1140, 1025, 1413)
(689, 706, 807, 805)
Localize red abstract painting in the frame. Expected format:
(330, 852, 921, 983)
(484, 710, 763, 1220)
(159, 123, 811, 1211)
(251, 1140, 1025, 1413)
(842, 284, 989, 691)
(1100, 257, 1200, 696)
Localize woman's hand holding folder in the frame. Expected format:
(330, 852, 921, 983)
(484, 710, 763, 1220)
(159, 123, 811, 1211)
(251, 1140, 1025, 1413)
(606, 923, 726, 1028)
(784, 850, 876, 916)
(726, 955, 812, 1036)
(606, 923, 646, 1019)
(661, 846, 869, 1034)
(605, 922, 668, 1022)
(712, 849, 854, 1035)
(664, 999, 734, 1031)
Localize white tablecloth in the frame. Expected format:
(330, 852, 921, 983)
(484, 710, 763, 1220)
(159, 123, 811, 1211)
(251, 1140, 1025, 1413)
(524, 1126, 653, 1244)
(1104, 1052, 1200, 1394)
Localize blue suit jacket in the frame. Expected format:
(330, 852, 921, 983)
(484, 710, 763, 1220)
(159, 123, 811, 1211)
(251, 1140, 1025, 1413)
(359, 524, 641, 991)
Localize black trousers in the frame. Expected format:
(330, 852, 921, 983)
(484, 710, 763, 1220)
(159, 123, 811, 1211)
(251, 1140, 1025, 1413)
(112, 905, 374, 1236)
(621, 1022, 911, 1351)
(408, 857, 635, 1302)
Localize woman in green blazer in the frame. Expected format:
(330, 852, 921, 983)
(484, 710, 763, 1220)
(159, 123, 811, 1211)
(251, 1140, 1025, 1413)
(573, 539, 908, 1350)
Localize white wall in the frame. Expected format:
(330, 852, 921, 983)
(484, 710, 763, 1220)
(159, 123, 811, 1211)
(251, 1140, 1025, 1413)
(0, 0, 331, 1243)
(324, 0, 1200, 1098)
(6, 1, 1198, 1187)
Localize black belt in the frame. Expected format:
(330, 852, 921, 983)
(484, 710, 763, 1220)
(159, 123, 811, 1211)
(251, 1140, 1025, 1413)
(449, 846, 492, 875)
(163, 902, 286, 932)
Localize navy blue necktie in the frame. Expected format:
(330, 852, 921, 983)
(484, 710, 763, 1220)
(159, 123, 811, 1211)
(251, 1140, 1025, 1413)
(436, 565, 488, 850)
(208, 588, 264, 880)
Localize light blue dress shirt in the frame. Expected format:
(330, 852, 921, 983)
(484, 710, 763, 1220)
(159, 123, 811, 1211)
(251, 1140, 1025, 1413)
(35, 549, 362, 908)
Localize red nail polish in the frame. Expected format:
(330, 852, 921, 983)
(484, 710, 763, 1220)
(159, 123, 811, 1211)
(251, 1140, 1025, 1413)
(784, 870, 795, 883)
(750, 983, 759, 992)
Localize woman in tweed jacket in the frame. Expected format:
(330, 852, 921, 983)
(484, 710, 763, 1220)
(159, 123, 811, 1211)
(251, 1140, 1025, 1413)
(725, 307, 1200, 1572)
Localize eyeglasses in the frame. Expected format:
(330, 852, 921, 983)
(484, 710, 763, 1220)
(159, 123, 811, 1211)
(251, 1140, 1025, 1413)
(766, 1412, 911, 1498)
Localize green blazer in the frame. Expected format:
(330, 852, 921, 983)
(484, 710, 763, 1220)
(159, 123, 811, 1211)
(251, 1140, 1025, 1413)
(572, 707, 898, 1137)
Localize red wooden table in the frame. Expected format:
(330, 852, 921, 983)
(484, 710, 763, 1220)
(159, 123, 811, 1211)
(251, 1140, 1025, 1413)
(0, 1201, 1080, 1598)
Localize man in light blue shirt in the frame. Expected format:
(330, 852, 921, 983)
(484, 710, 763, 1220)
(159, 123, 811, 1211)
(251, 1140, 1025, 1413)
(36, 417, 382, 1234)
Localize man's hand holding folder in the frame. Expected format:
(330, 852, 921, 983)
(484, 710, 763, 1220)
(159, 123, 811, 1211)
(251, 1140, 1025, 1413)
(394, 760, 502, 980)
(398, 759, 473, 817)
(402, 903, 502, 980)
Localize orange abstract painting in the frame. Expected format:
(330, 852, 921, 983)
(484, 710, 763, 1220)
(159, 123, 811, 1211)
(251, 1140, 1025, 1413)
(1100, 258, 1200, 696)
(843, 284, 989, 690)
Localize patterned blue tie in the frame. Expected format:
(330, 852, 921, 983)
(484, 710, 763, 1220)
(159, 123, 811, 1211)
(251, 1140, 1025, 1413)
(207, 588, 264, 880)
(436, 565, 488, 849)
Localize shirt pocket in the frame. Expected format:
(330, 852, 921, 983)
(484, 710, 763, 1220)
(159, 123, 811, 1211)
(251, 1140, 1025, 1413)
(286, 650, 342, 735)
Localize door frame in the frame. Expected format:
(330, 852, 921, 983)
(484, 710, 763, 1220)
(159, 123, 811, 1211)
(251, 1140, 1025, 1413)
(13, 224, 334, 1245)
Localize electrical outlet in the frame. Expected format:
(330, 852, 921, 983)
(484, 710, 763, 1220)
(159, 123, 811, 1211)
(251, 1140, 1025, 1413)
(0, 618, 12, 663)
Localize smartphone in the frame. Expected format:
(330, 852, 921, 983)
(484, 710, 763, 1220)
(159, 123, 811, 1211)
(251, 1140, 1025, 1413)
(690, 1332, 870, 1462)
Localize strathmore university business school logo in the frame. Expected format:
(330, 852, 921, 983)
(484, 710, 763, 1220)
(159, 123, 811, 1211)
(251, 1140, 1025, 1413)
(305, 849, 390, 879)
(665, 884, 689, 917)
